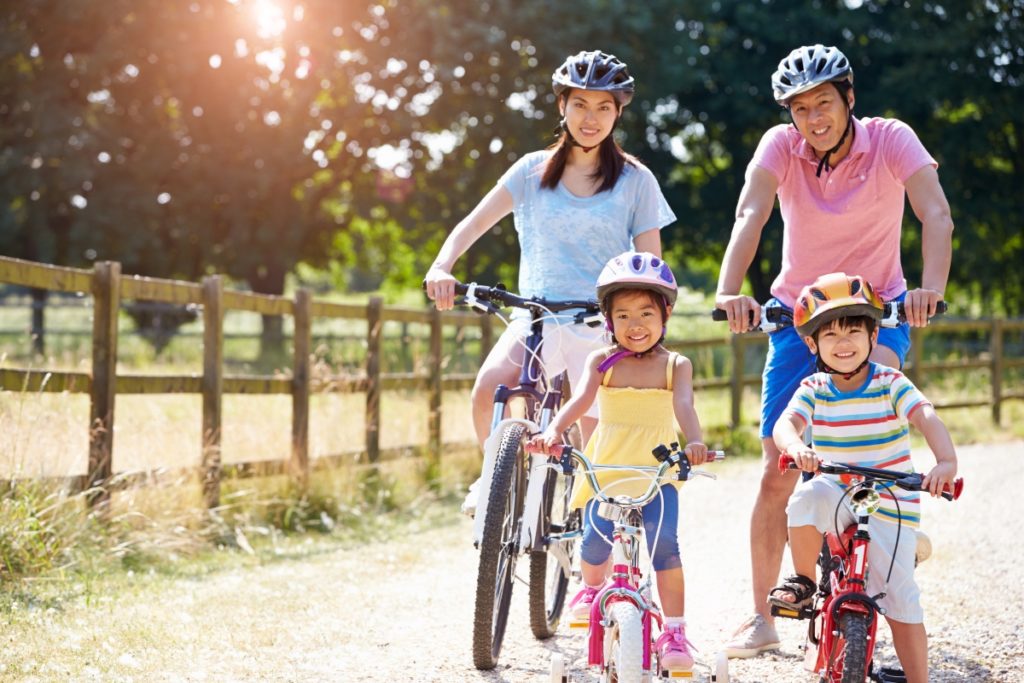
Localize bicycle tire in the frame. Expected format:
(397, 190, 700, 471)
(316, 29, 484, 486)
(528, 467, 574, 638)
(602, 601, 644, 683)
(836, 611, 871, 683)
(528, 421, 581, 638)
(472, 422, 527, 670)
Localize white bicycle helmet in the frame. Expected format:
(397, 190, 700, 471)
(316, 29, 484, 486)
(552, 50, 635, 106)
(772, 44, 853, 106)
(596, 251, 678, 308)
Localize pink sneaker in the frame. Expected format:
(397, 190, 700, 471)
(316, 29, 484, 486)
(569, 586, 599, 620)
(656, 622, 695, 670)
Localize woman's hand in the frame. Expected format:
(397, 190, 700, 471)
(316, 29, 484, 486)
(424, 266, 457, 311)
(714, 294, 761, 334)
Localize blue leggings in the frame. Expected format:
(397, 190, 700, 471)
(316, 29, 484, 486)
(580, 484, 682, 571)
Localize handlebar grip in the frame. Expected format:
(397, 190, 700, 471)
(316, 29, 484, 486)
(711, 309, 728, 322)
(778, 454, 797, 473)
(942, 477, 964, 501)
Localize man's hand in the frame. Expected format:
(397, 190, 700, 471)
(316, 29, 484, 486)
(903, 288, 944, 327)
(714, 294, 761, 334)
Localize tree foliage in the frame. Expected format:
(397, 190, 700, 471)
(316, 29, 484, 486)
(1, 0, 1021, 316)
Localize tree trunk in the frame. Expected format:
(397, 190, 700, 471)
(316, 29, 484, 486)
(249, 260, 287, 365)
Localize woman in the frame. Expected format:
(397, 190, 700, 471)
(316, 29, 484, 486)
(424, 50, 676, 511)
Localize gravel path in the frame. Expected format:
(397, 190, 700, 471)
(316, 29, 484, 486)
(3, 442, 1021, 682)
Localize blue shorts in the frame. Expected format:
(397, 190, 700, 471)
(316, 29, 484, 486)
(759, 294, 912, 438)
(580, 484, 681, 571)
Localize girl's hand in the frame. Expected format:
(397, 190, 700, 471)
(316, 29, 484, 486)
(424, 266, 457, 311)
(921, 461, 957, 497)
(684, 441, 708, 466)
(785, 444, 819, 473)
(526, 429, 561, 456)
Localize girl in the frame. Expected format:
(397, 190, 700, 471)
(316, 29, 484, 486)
(529, 251, 707, 670)
(424, 51, 675, 490)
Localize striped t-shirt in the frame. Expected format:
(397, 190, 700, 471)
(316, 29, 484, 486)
(783, 363, 930, 526)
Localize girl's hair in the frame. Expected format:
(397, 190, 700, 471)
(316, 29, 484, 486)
(810, 313, 877, 343)
(540, 95, 636, 192)
(604, 288, 669, 325)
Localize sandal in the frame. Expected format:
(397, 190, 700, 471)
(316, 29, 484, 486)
(767, 574, 816, 610)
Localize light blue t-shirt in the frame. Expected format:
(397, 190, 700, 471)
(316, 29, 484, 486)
(498, 150, 676, 307)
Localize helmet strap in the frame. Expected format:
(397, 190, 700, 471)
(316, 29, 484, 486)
(596, 327, 666, 373)
(813, 101, 855, 177)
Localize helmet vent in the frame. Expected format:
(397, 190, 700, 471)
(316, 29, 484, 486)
(849, 279, 862, 295)
(811, 288, 827, 301)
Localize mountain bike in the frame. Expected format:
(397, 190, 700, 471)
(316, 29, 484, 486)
(774, 455, 963, 683)
(447, 281, 604, 670)
(543, 442, 731, 683)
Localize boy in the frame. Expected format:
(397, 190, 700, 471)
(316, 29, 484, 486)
(771, 272, 957, 683)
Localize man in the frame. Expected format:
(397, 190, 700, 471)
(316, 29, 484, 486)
(715, 44, 953, 658)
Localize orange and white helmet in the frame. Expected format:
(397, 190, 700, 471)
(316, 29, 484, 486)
(793, 272, 883, 337)
(596, 251, 678, 309)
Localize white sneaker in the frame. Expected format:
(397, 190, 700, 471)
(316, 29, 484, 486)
(723, 614, 780, 658)
(460, 478, 481, 517)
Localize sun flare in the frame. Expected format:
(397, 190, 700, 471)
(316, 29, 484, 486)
(252, 0, 286, 39)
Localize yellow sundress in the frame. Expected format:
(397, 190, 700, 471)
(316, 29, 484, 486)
(569, 351, 682, 510)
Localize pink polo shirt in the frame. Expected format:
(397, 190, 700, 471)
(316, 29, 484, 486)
(751, 116, 937, 307)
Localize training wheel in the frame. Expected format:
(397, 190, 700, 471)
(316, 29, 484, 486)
(711, 651, 729, 683)
(550, 653, 568, 683)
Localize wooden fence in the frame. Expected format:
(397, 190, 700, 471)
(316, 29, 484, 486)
(1, 254, 1022, 509)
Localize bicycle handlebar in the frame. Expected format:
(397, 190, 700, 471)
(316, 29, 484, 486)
(711, 300, 947, 332)
(778, 454, 963, 501)
(549, 443, 726, 508)
(424, 279, 603, 325)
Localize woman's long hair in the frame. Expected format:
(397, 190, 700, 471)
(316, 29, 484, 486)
(540, 98, 635, 193)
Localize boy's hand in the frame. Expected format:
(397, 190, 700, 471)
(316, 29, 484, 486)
(785, 444, 820, 473)
(684, 441, 709, 466)
(921, 461, 957, 497)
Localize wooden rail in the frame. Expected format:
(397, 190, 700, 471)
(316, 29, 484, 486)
(1, 254, 1021, 509)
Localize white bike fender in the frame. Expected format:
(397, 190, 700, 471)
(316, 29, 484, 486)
(472, 417, 540, 546)
(519, 453, 550, 551)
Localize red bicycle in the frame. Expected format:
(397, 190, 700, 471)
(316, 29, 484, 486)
(774, 455, 963, 683)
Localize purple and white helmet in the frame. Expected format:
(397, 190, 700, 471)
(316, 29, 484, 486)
(596, 251, 678, 308)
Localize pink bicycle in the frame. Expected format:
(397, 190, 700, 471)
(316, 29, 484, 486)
(544, 442, 731, 683)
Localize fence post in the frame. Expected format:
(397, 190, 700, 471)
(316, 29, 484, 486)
(366, 297, 382, 464)
(201, 275, 224, 509)
(729, 335, 744, 428)
(291, 288, 312, 490)
(87, 261, 120, 509)
(906, 327, 924, 385)
(991, 318, 1004, 425)
(428, 307, 443, 474)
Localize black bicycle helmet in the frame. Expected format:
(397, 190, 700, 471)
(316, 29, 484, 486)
(771, 44, 853, 106)
(552, 50, 634, 106)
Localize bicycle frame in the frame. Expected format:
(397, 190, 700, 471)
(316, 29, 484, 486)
(554, 445, 724, 676)
(775, 456, 963, 683)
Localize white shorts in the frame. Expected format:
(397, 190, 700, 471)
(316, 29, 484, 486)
(787, 475, 922, 623)
(493, 316, 606, 419)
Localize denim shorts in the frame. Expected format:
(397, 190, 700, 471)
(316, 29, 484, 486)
(759, 294, 912, 438)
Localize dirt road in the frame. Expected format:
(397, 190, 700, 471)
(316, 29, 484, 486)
(3, 442, 1021, 682)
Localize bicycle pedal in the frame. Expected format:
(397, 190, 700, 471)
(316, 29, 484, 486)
(568, 619, 590, 630)
(662, 669, 694, 679)
(770, 604, 814, 620)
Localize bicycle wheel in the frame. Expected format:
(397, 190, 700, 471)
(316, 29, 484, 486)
(528, 465, 576, 638)
(834, 611, 871, 683)
(472, 422, 527, 670)
(601, 602, 644, 683)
